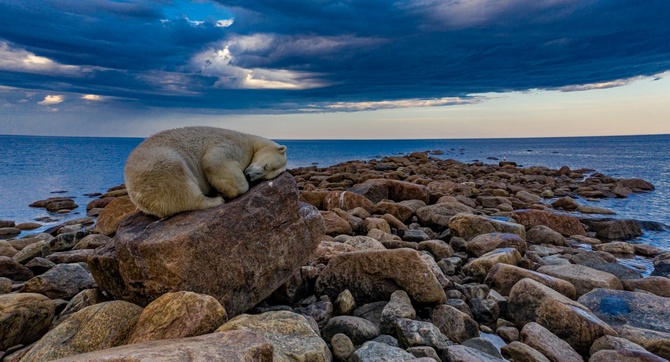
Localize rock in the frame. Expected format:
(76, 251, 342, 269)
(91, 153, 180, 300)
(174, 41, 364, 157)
(0, 220, 15, 228)
(551, 196, 580, 211)
(580, 218, 643, 240)
(349, 179, 430, 204)
(469, 298, 499, 327)
(508, 279, 617, 355)
(652, 252, 670, 277)
(0, 276, 11, 293)
(0, 227, 21, 239)
(449, 213, 526, 241)
(416, 202, 475, 229)
(431, 304, 480, 343)
(462, 248, 522, 282)
(334, 289, 357, 315)
(353, 301, 387, 327)
(25, 256, 56, 275)
(93, 197, 140, 236)
(44, 217, 95, 236)
(349, 341, 416, 362)
(294, 298, 333, 328)
(394, 318, 452, 351)
(589, 349, 667, 362)
(311, 241, 356, 266)
(322, 211, 353, 236)
(53, 330, 273, 362)
(403, 229, 431, 242)
(443, 345, 505, 361)
(577, 288, 670, 333)
(618, 178, 654, 191)
(576, 206, 616, 215)
(500, 341, 551, 362)
(88, 173, 324, 317)
(50, 232, 86, 252)
(47, 249, 95, 264)
(321, 315, 381, 345)
(593, 241, 635, 254)
(217, 310, 331, 361)
(0, 240, 18, 257)
(73, 234, 111, 250)
(324, 191, 375, 212)
(519, 322, 583, 362)
(510, 209, 586, 237)
(57, 288, 109, 322)
(332, 333, 355, 361)
(375, 201, 414, 223)
(571, 251, 642, 281)
(526, 225, 569, 246)
(0, 255, 34, 281)
(12, 240, 50, 264)
(128, 291, 227, 344)
(496, 326, 519, 343)
(418, 239, 454, 260)
(20, 263, 95, 300)
(633, 243, 665, 258)
(19, 300, 143, 362)
(484, 263, 576, 299)
(613, 325, 670, 360)
(0, 293, 55, 350)
(590, 335, 649, 355)
(380, 290, 416, 334)
(427, 180, 473, 201)
(363, 217, 391, 234)
(622, 276, 670, 297)
(466, 233, 527, 257)
(537, 264, 623, 297)
(462, 337, 503, 359)
(46, 199, 78, 212)
(407, 346, 440, 360)
(316, 248, 446, 304)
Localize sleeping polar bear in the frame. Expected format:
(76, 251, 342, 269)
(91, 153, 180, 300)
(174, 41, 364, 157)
(124, 126, 287, 218)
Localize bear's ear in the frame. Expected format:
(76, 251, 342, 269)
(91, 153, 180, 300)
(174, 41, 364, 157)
(277, 145, 287, 154)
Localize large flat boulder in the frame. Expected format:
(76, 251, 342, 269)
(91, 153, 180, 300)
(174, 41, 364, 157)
(448, 213, 526, 241)
(484, 263, 576, 299)
(88, 173, 324, 317)
(508, 278, 617, 355)
(510, 209, 586, 237)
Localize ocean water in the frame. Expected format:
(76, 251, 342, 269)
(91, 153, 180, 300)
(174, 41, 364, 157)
(1, 134, 669, 252)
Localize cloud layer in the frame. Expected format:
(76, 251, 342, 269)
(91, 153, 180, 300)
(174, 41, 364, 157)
(0, 0, 668, 113)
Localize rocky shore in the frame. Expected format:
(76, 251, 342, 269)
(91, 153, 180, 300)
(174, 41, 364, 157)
(1, 152, 669, 362)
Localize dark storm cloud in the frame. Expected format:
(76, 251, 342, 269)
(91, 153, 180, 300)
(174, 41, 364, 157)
(0, 0, 669, 111)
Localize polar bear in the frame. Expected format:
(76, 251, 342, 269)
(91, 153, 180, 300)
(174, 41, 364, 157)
(124, 126, 288, 218)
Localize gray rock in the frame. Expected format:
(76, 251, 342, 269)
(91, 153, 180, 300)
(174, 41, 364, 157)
(393, 318, 452, 351)
(321, 315, 381, 345)
(334, 289, 357, 315)
(20, 263, 95, 300)
(294, 299, 333, 328)
(520, 322, 583, 362)
(526, 225, 568, 246)
(331, 333, 355, 362)
(354, 301, 387, 326)
(431, 304, 479, 343)
(469, 298, 499, 327)
(349, 341, 415, 362)
(443, 345, 505, 361)
(462, 337, 503, 359)
(380, 290, 416, 334)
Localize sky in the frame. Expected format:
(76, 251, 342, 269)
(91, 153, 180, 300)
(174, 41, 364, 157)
(0, 0, 669, 139)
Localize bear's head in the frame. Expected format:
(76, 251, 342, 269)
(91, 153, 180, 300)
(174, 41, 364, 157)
(244, 144, 288, 182)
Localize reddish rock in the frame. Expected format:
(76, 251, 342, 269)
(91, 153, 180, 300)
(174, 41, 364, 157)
(618, 178, 654, 191)
(485, 263, 576, 299)
(510, 209, 586, 237)
(349, 179, 430, 204)
(323, 191, 375, 212)
(93, 196, 138, 236)
(321, 211, 353, 236)
(466, 233, 527, 257)
(299, 190, 329, 209)
(88, 173, 325, 317)
(86, 197, 115, 211)
(449, 213, 526, 241)
(537, 264, 623, 297)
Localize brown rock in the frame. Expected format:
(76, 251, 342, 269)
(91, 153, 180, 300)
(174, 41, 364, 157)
(484, 263, 576, 299)
(593, 241, 635, 254)
(324, 191, 375, 212)
(15, 222, 41, 230)
(508, 278, 617, 355)
(462, 248, 523, 282)
(45, 199, 78, 212)
(19, 301, 143, 362)
(0, 240, 18, 257)
(551, 196, 580, 211)
(93, 196, 138, 236)
(217, 311, 331, 361)
(520, 322, 583, 362)
(589, 349, 667, 362)
(449, 213, 526, 241)
(88, 173, 324, 318)
(431, 304, 479, 343)
(443, 345, 504, 361)
(466, 233, 527, 257)
(580, 218, 643, 240)
(374, 201, 414, 223)
(73, 234, 112, 250)
(349, 179, 430, 204)
(46, 249, 95, 264)
(590, 335, 649, 355)
(86, 197, 116, 211)
(0, 255, 34, 281)
(500, 341, 551, 362)
(613, 325, 670, 360)
(0, 293, 55, 350)
(0, 227, 21, 239)
(537, 264, 623, 297)
(416, 203, 475, 230)
(322, 211, 353, 236)
(363, 217, 391, 234)
(128, 291, 228, 344)
(53, 330, 273, 362)
(622, 276, 670, 298)
(526, 225, 569, 246)
(316, 248, 447, 304)
(427, 180, 473, 201)
(310, 241, 356, 266)
(418, 239, 454, 260)
(299, 190, 329, 209)
(618, 178, 654, 191)
(510, 209, 586, 237)
(20, 262, 95, 300)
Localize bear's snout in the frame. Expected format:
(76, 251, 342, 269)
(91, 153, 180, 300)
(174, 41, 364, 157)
(244, 165, 264, 182)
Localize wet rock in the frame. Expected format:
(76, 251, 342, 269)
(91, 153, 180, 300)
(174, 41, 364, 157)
(508, 278, 616, 355)
(316, 248, 446, 304)
(0, 293, 55, 350)
(20, 262, 95, 300)
(321, 315, 381, 345)
(537, 264, 623, 297)
(449, 213, 526, 241)
(577, 205, 616, 215)
(510, 209, 586, 237)
(462, 247, 523, 282)
(551, 196, 580, 211)
(526, 225, 569, 246)
(578, 288, 670, 333)
(469, 298, 499, 327)
(580, 218, 643, 240)
(519, 322, 583, 362)
(500, 341, 551, 362)
(129, 291, 227, 344)
(0, 227, 21, 239)
(19, 300, 143, 362)
(484, 263, 576, 299)
(54, 330, 273, 362)
(466, 233, 527, 257)
(431, 304, 480, 343)
(651, 251, 670, 277)
(618, 178, 654, 191)
(0, 255, 34, 281)
(89, 173, 324, 317)
(218, 310, 331, 361)
(349, 341, 416, 362)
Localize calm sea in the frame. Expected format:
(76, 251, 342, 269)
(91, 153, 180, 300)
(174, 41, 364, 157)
(1, 134, 669, 252)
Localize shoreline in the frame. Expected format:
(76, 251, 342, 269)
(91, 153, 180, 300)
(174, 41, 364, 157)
(2, 151, 670, 360)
